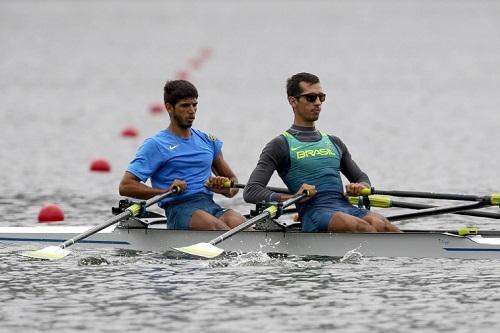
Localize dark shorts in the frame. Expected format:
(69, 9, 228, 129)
(301, 198, 369, 232)
(164, 193, 226, 230)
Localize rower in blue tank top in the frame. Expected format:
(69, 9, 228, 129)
(119, 80, 245, 231)
(244, 72, 400, 233)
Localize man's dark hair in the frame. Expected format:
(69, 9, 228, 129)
(163, 80, 198, 106)
(286, 72, 320, 97)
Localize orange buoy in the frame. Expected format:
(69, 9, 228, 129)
(121, 126, 139, 137)
(38, 204, 64, 223)
(149, 103, 164, 114)
(90, 158, 111, 172)
(175, 70, 190, 80)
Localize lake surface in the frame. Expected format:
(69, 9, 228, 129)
(1, 0, 500, 332)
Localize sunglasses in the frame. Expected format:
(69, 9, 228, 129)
(294, 93, 326, 103)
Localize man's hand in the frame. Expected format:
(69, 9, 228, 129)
(345, 183, 368, 196)
(296, 183, 316, 202)
(205, 176, 237, 197)
(169, 179, 187, 192)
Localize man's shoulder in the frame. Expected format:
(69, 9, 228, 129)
(323, 132, 343, 144)
(150, 129, 170, 139)
(267, 133, 288, 146)
(261, 133, 288, 155)
(323, 133, 347, 155)
(148, 129, 173, 145)
(191, 128, 220, 142)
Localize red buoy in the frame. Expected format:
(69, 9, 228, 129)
(90, 158, 111, 172)
(149, 103, 164, 114)
(175, 70, 190, 80)
(121, 126, 139, 137)
(200, 47, 212, 59)
(38, 204, 64, 223)
(190, 58, 202, 70)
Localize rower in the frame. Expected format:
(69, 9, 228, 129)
(118, 80, 245, 231)
(243, 72, 400, 233)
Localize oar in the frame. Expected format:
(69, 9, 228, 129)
(244, 207, 298, 219)
(386, 201, 492, 222)
(20, 187, 181, 260)
(174, 191, 308, 258)
(349, 195, 500, 219)
(361, 187, 500, 203)
(230, 182, 290, 194)
(221, 180, 290, 194)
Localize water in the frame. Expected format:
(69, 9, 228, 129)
(2, 250, 499, 333)
(1, 0, 500, 332)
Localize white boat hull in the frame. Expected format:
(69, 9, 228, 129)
(1, 223, 500, 259)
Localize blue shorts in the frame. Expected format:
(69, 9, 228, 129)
(300, 198, 368, 232)
(164, 193, 226, 230)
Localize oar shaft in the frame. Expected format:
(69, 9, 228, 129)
(362, 188, 498, 203)
(209, 210, 271, 246)
(389, 200, 500, 219)
(60, 209, 133, 248)
(60, 187, 179, 249)
(387, 201, 488, 222)
(350, 195, 500, 219)
(208, 193, 307, 246)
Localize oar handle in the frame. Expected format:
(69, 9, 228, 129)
(220, 180, 290, 194)
(348, 195, 392, 208)
(60, 186, 181, 249)
(208, 191, 308, 247)
(143, 186, 181, 207)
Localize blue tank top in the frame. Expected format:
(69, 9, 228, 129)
(127, 128, 222, 206)
(282, 131, 344, 199)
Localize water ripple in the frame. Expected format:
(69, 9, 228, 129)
(2, 0, 500, 332)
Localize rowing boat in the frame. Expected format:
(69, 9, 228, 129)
(2, 215, 500, 259)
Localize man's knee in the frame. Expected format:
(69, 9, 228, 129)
(363, 214, 400, 232)
(190, 211, 229, 230)
(329, 213, 376, 233)
(220, 210, 245, 228)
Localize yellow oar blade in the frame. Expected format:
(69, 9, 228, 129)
(173, 242, 224, 259)
(20, 246, 71, 260)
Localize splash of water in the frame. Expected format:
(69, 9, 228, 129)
(78, 256, 110, 266)
(339, 246, 364, 264)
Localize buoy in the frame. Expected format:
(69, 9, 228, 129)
(149, 103, 164, 113)
(121, 126, 139, 137)
(190, 58, 202, 70)
(90, 158, 111, 172)
(38, 204, 64, 223)
(200, 47, 212, 59)
(176, 70, 190, 80)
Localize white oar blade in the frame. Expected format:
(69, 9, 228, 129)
(20, 246, 71, 260)
(174, 242, 224, 258)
